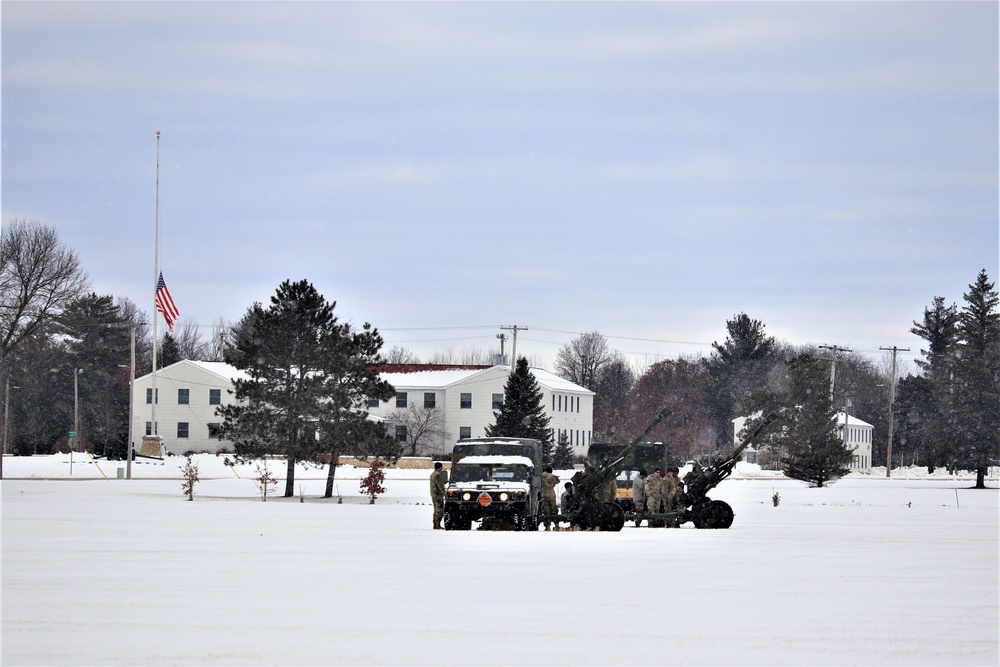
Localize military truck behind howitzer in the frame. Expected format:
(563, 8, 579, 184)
(587, 441, 674, 511)
(554, 410, 780, 531)
(442, 438, 543, 531)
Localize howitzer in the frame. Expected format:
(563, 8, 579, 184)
(659, 411, 781, 529)
(559, 408, 671, 531)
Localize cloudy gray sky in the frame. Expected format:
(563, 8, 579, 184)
(3, 1, 997, 369)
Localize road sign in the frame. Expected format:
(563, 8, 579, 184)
(68, 430, 78, 437)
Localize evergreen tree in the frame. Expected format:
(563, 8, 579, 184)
(486, 357, 552, 460)
(910, 295, 961, 471)
(57, 293, 134, 457)
(952, 270, 1000, 488)
(752, 353, 853, 487)
(159, 332, 181, 368)
(705, 313, 778, 447)
(217, 280, 395, 497)
(552, 431, 575, 469)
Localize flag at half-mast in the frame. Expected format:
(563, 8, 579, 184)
(155, 272, 180, 332)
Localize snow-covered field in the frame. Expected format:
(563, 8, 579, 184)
(3, 454, 998, 666)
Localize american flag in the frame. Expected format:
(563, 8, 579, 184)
(155, 272, 180, 332)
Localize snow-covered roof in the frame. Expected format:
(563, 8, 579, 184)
(381, 364, 593, 395)
(836, 412, 873, 428)
(453, 455, 535, 467)
(135, 359, 250, 383)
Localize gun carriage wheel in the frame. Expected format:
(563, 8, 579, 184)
(692, 499, 734, 529)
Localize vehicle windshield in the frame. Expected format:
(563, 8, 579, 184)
(450, 463, 531, 484)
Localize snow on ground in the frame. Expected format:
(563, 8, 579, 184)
(2, 454, 998, 666)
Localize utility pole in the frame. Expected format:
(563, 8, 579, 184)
(496, 333, 507, 365)
(818, 344, 852, 400)
(500, 325, 527, 370)
(880, 345, 909, 478)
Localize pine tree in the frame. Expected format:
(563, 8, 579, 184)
(485, 357, 552, 458)
(780, 354, 853, 487)
(953, 270, 1000, 488)
(217, 280, 395, 497)
(552, 431, 575, 469)
(909, 295, 961, 471)
(705, 313, 778, 447)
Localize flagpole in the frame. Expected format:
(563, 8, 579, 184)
(145, 131, 161, 457)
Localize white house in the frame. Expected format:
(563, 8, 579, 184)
(733, 411, 874, 471)
(132, 361, 594, 458)
(836, 412, 874, 470)
(367, 364, 595, 457)
(132, 360, 247, 456)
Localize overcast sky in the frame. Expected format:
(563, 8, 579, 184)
(3, 1, 997, 370)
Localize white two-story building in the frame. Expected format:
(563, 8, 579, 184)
(132, 361, 594, 458)
(368, 364, 594, 457)
(733, 411, 874, 470)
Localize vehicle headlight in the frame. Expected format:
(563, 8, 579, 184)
(499, 492, 509, 502)
(462, 491, 472, 501)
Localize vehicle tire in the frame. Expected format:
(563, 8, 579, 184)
(693, 499, 734, 529)
(601, 501, 626, 532)
(443, 508, 458, 531)
(576, 501, 625, 532)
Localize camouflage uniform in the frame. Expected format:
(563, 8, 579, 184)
(541, 470, 560, 529)
(600, 477, 618, 504)
(430, 466, 448, 529)
(632, 472, 646, 526)
(663, 471, 679, 527)
(645, 470, 667, 514)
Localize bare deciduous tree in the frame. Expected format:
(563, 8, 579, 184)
(384, 345, 421, 364)
(1, 220, 90, 371)
(172, 317, 208, 360)
(383, 405, 450, 456)
(554, 331, 612, 391)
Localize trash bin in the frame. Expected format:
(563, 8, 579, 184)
(117, 468, 125, 480)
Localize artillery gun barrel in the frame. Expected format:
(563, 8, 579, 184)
(572, 408, 670, 500)
(684, 411, 779, 501)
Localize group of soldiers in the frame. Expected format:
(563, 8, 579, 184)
(430, 461, 687, 530)
(632, 467, 684, 527)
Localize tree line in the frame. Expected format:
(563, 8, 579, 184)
(548, 270, 998, 488)
(2, 220, 997, 488)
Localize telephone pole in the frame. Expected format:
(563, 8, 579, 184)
(818, 344, 852, 400)
(500, 325, 527, 370)
(879, 345, 909, 478)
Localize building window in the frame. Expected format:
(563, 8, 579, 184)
(177, 422, 189, 438)
(552, 395, 555, 411)
(178, 388, 189, 405)
(367, 396, 380, 408)
(424, 392, 436, 409)
(396, 392, 408, 408)
(576, 396, 580, 412)
(145, 388, 158, 404)
(208, 423, 221, 440)
(492, 393, 503, 410)
(395, 425, 407, 442)
(209, 389, 221, 405)
(459, 426, 471, 440)
(145, 421, 153, 436)
(558, 395, 562, 411)
(460, 393, 472, 409)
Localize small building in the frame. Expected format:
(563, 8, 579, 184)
(132, 360, 247, 456)
(732, 411, 874, 471)
(367, 364, 594, 457)
(132, 361, 594, 458)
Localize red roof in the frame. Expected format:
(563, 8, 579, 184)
(382, 364, 492, 374)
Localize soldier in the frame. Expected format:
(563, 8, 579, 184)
(645, 467, 667, 526)
(663, 467, 679, 527)
(632, 469, 647, 527)
(541, 466, 560, 531)
(430, 461, 448, 530)
(600, 475, 618, 504)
